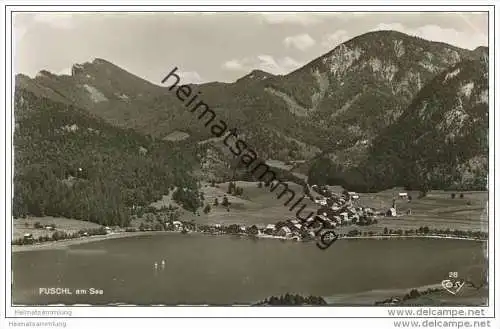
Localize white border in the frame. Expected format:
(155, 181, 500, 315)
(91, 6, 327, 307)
(1, 2, 498, 323)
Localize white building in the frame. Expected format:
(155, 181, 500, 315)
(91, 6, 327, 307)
(277, 226, 292, 237)
(316, 199, 327, 206)
(387, 208, 397, 217)
(265, 224, 276, 231)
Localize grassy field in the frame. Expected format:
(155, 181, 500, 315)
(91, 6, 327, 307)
(347, 189, 488, 234)
(12, 216, 102, 240)
(186, 180, 316, 226)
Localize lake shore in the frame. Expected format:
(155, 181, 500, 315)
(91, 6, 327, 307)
(11, 230, 487, 253)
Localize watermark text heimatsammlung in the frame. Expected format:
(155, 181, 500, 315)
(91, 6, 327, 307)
(161, 67, 338, 249)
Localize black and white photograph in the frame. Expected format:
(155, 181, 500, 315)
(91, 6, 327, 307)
(1, 3, 498, 328)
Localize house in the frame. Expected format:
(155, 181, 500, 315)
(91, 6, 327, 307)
(266, 224, 276, 230)
(104, 226, 112, 233)
(386, 208, 397, 217)
(44, 226, 54, 231)
(399, 192, 408, 198)
(365, 208, 375, 215)
(304, 216, 316, 227)
(291, 232, 302, 241)
(293, 223, 302, 231)
(315, 198, 327, 206)
(289, 219, 300, 225)
(277, 226, 292, 237)
(352, 195, 360, 200)
(389, 297, 402, 305)
(240, 226, 247, 232)
(138, 146, 148, 156)
(172, 221, 183, 230)
(316, 214, 330, 223)
(23, 233, 34, 242)
(264, 224, 276, 235)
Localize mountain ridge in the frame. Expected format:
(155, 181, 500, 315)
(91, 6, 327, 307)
(14, 29, 489, 193)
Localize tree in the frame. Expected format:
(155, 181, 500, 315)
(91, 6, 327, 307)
(409, 289, 421, 299)
(342, 189, 350, 199)
(383, 227, 389, 235)
(248, 225, 259, 235)
(213, 198, 219, 206)
(460, 193, 464, 199)
(451, 193, 456, 199)
(227, 182, 235, 194)
(258, 181, 263, 188)
(227, 224, 240, 234)
(203, 204, 211, 214)
(221, 196, 230, 207)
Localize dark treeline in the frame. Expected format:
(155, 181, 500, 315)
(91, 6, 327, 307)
(254, 293, 327, 306)
(13, 89, 202, 226)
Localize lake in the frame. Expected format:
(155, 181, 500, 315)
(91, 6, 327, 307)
(12, 234, 487, 305)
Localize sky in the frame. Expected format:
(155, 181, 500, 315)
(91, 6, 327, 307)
(13, 12, 489, 84)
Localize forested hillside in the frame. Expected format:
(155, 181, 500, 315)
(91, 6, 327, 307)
(13, 89, 202, 225)
(308, 57, 488, 192)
